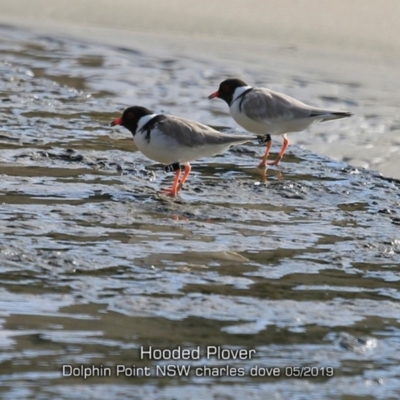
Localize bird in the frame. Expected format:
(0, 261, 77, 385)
(208, 78, 352, 168)
(110, 106, 254, 196)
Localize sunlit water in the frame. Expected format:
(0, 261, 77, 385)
(0, 25, 400, 400)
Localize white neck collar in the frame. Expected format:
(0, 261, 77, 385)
(232, 85, 253, 103)
(137, 113, 158, 131)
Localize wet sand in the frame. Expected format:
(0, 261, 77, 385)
(0, 26, 399, 399)
(0, 0, 400, 177)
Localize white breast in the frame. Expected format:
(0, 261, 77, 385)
(133, 126, 179, 165)
(230, 99, 272, 135)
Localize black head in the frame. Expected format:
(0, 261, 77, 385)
(110, 106, 154, 135)
(208, 78, 249, 106)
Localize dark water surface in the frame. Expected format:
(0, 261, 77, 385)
(0, 26, 400, 400)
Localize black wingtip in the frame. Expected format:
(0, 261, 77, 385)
(335, 111, 353, 117)
(311, 111, 353, 118)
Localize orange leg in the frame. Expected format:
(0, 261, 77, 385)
(179, 163, 191, 187)
(162, 163, 191, 196)
(257, 139, 273, 169)
(268, 134, 289, 166)
(162, 168, 182, 196)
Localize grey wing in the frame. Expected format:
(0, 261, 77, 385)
(160, 115, 250, 147)
(241, 88, 316, 123)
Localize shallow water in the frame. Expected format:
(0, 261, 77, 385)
(0, 26, 400, 400)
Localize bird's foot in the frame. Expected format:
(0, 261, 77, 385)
(267, 156, 282, 166)
(257, 161, 267, 169)
(161, 181, 184, 197)
(161, 188, 179, 197)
